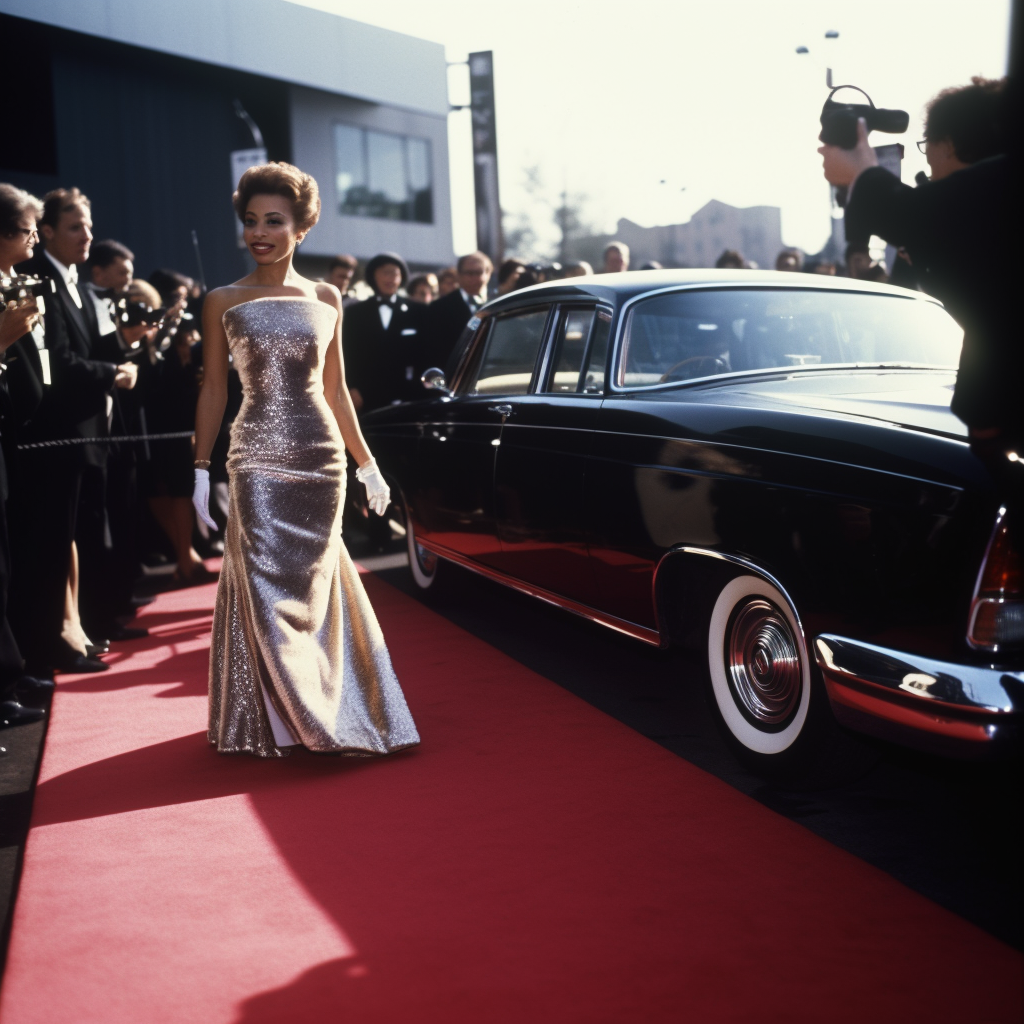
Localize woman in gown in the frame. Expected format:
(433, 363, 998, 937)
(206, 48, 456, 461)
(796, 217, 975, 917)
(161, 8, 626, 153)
(192, 162, 419, 758)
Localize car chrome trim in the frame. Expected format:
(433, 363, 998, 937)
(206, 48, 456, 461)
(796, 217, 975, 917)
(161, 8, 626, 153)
(727, 598, 803, 726)
(415, 537, 663, 646)
(813, 634, 1023, 719)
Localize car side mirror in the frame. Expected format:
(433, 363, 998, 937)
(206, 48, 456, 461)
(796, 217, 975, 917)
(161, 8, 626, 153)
(421, 367, 450, 394)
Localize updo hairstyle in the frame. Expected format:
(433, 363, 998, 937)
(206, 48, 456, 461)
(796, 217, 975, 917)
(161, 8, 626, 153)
(232, 162, 321, 232)
(0, 183, 43, 237)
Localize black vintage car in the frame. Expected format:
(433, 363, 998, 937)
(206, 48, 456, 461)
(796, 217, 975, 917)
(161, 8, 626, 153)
(360, 270, 1023, 774)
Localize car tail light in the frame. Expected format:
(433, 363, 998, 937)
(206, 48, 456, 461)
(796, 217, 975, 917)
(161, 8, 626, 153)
(968, 507, 1024, 651)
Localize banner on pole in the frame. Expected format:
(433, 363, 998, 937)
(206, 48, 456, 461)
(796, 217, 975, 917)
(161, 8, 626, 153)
(468, 51, 502, 263)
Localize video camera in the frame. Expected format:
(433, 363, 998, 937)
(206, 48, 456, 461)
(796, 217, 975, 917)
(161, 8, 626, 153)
(1, 273, 56, 306)
(819, 85, 909, 149)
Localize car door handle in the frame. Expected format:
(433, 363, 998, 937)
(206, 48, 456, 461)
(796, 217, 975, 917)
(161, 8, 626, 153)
(488, 404, 513, 417)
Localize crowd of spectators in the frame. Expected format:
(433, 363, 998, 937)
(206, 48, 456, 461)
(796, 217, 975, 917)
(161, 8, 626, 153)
(0, 183, 225, 728)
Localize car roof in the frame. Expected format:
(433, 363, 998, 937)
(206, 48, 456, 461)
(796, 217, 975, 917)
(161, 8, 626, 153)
(480, 268, 936, 315)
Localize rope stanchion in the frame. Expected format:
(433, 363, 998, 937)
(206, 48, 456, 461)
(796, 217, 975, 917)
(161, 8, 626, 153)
(16, 431, 194, 451)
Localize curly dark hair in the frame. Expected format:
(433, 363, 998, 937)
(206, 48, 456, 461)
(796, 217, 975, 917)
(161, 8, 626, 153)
(232, 162, 321, 232)
(924, 77, 1005, 163)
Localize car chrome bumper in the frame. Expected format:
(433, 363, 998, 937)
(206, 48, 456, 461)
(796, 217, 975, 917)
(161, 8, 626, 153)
(813, 634, 1023, 757)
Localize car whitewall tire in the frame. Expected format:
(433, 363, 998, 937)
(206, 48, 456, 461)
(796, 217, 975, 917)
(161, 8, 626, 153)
(707, 574, 811, 755)
(405, 505, 439, 590)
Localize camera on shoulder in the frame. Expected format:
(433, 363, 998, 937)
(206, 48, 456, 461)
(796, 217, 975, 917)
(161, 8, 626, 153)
(819, 85, 909, 149)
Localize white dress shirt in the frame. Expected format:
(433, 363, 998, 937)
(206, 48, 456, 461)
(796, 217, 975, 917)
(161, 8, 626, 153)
(83, 280, 118, 337)
(460, 288, 483, 313)
(44, 250, 83, 309)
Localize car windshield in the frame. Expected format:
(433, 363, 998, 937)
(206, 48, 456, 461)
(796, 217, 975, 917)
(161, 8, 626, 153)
(618, 288, 964, 388)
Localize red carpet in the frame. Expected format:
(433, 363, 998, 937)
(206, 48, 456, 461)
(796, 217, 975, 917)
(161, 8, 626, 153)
(0, 567, 1020, 1023)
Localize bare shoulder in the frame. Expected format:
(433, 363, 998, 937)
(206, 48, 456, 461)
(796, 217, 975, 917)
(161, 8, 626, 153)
(315, 281, 342, 307)
(204, 285, 246, 314)
(315, 281, 343, 319)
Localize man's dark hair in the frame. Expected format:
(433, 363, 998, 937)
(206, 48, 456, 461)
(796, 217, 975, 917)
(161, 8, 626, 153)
(497, 258, 525, 285)
(329, 254, 357, 272)
(40, 187, 90, 229)
(148, 267, 193, 303)
(87, 238, 134, 271)
(715, 249, 746, 269)
(925, 77, 1005, 163)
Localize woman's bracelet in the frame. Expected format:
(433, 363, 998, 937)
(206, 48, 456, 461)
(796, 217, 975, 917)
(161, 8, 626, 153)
(194, 459, 211, 470)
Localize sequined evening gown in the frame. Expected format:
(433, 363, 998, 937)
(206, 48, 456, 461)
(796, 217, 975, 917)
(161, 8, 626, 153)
(208, 296, 420, 758)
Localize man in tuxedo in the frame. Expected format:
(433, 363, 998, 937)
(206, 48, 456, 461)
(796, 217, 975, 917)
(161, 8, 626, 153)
(0, 184, 55, 729)
(341, 252, 423, 550)
(424, 250, 492, 376)
(342, 252, 424, 415)
(0, 307, 50, 731)
(10, 188, 137, 674)
(84, 240, 149, 639)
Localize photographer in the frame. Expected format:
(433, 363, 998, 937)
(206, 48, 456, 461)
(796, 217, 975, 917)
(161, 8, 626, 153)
(0, 184, 54, 727)
(819, 79, 1018, 447)
(132, 280, 209, 586)
(10, 188, 137, 675)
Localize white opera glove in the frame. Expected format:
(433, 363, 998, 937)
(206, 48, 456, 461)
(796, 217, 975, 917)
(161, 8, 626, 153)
(356, 457, 390, 517)
(192, 469, 218, 531)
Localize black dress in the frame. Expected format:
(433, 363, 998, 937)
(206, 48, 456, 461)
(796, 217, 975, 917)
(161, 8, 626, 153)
(142, 349, 199, 499)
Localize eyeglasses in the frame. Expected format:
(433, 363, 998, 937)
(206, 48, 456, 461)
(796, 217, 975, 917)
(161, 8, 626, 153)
(916, 139, 929, 155)
(10, 226, 39, 241)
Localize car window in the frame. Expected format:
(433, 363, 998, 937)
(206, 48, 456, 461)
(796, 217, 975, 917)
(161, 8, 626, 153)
(581, 310, 611, 394)
(618, 289, 964, 388)
(541, 308, 596, 393)
(466, 308, 550, 396)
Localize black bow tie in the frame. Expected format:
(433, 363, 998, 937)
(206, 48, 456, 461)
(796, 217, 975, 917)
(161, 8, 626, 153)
(376, 295, 397, 305)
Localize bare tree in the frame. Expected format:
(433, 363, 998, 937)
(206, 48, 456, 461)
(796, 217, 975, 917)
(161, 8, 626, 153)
(503, 165, 594, 263)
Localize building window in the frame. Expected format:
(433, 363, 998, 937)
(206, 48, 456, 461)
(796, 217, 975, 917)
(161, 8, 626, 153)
(334, 124, 433, 223)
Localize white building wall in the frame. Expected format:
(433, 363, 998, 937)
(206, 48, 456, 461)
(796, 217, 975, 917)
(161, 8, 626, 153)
(290, 86, 455, 266)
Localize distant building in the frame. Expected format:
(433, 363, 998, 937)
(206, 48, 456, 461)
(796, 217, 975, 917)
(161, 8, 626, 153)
(568, 200, 787, 272)
(617, 201, 785, 271)
(0, 0, 455, 285)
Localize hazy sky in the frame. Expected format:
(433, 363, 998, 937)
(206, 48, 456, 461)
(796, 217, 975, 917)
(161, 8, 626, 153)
(290, 0, 1011, 258)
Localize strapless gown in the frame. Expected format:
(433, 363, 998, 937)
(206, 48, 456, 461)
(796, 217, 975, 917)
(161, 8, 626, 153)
(208, 296, 420, 758)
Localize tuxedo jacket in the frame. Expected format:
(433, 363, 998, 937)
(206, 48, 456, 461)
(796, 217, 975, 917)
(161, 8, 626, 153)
(0, 310, 63, 498)
(845, 155, 1017, 434)
(342, 296, 426, 414)
(15, 252, 118, 454)
(425, 289, 477, 376)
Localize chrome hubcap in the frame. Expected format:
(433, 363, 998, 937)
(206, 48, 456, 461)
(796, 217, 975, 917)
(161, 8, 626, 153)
(416, 542, 437, 575)
(727, 599, 801, 726)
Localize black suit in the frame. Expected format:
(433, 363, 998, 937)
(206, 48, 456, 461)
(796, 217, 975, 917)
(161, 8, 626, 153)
(844, 156, 1018, 439)
(0, 326, 47, 690)
(425, 289, 479, 377)
(342, 295, 426, 414)
(7, 251, 118, 665)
